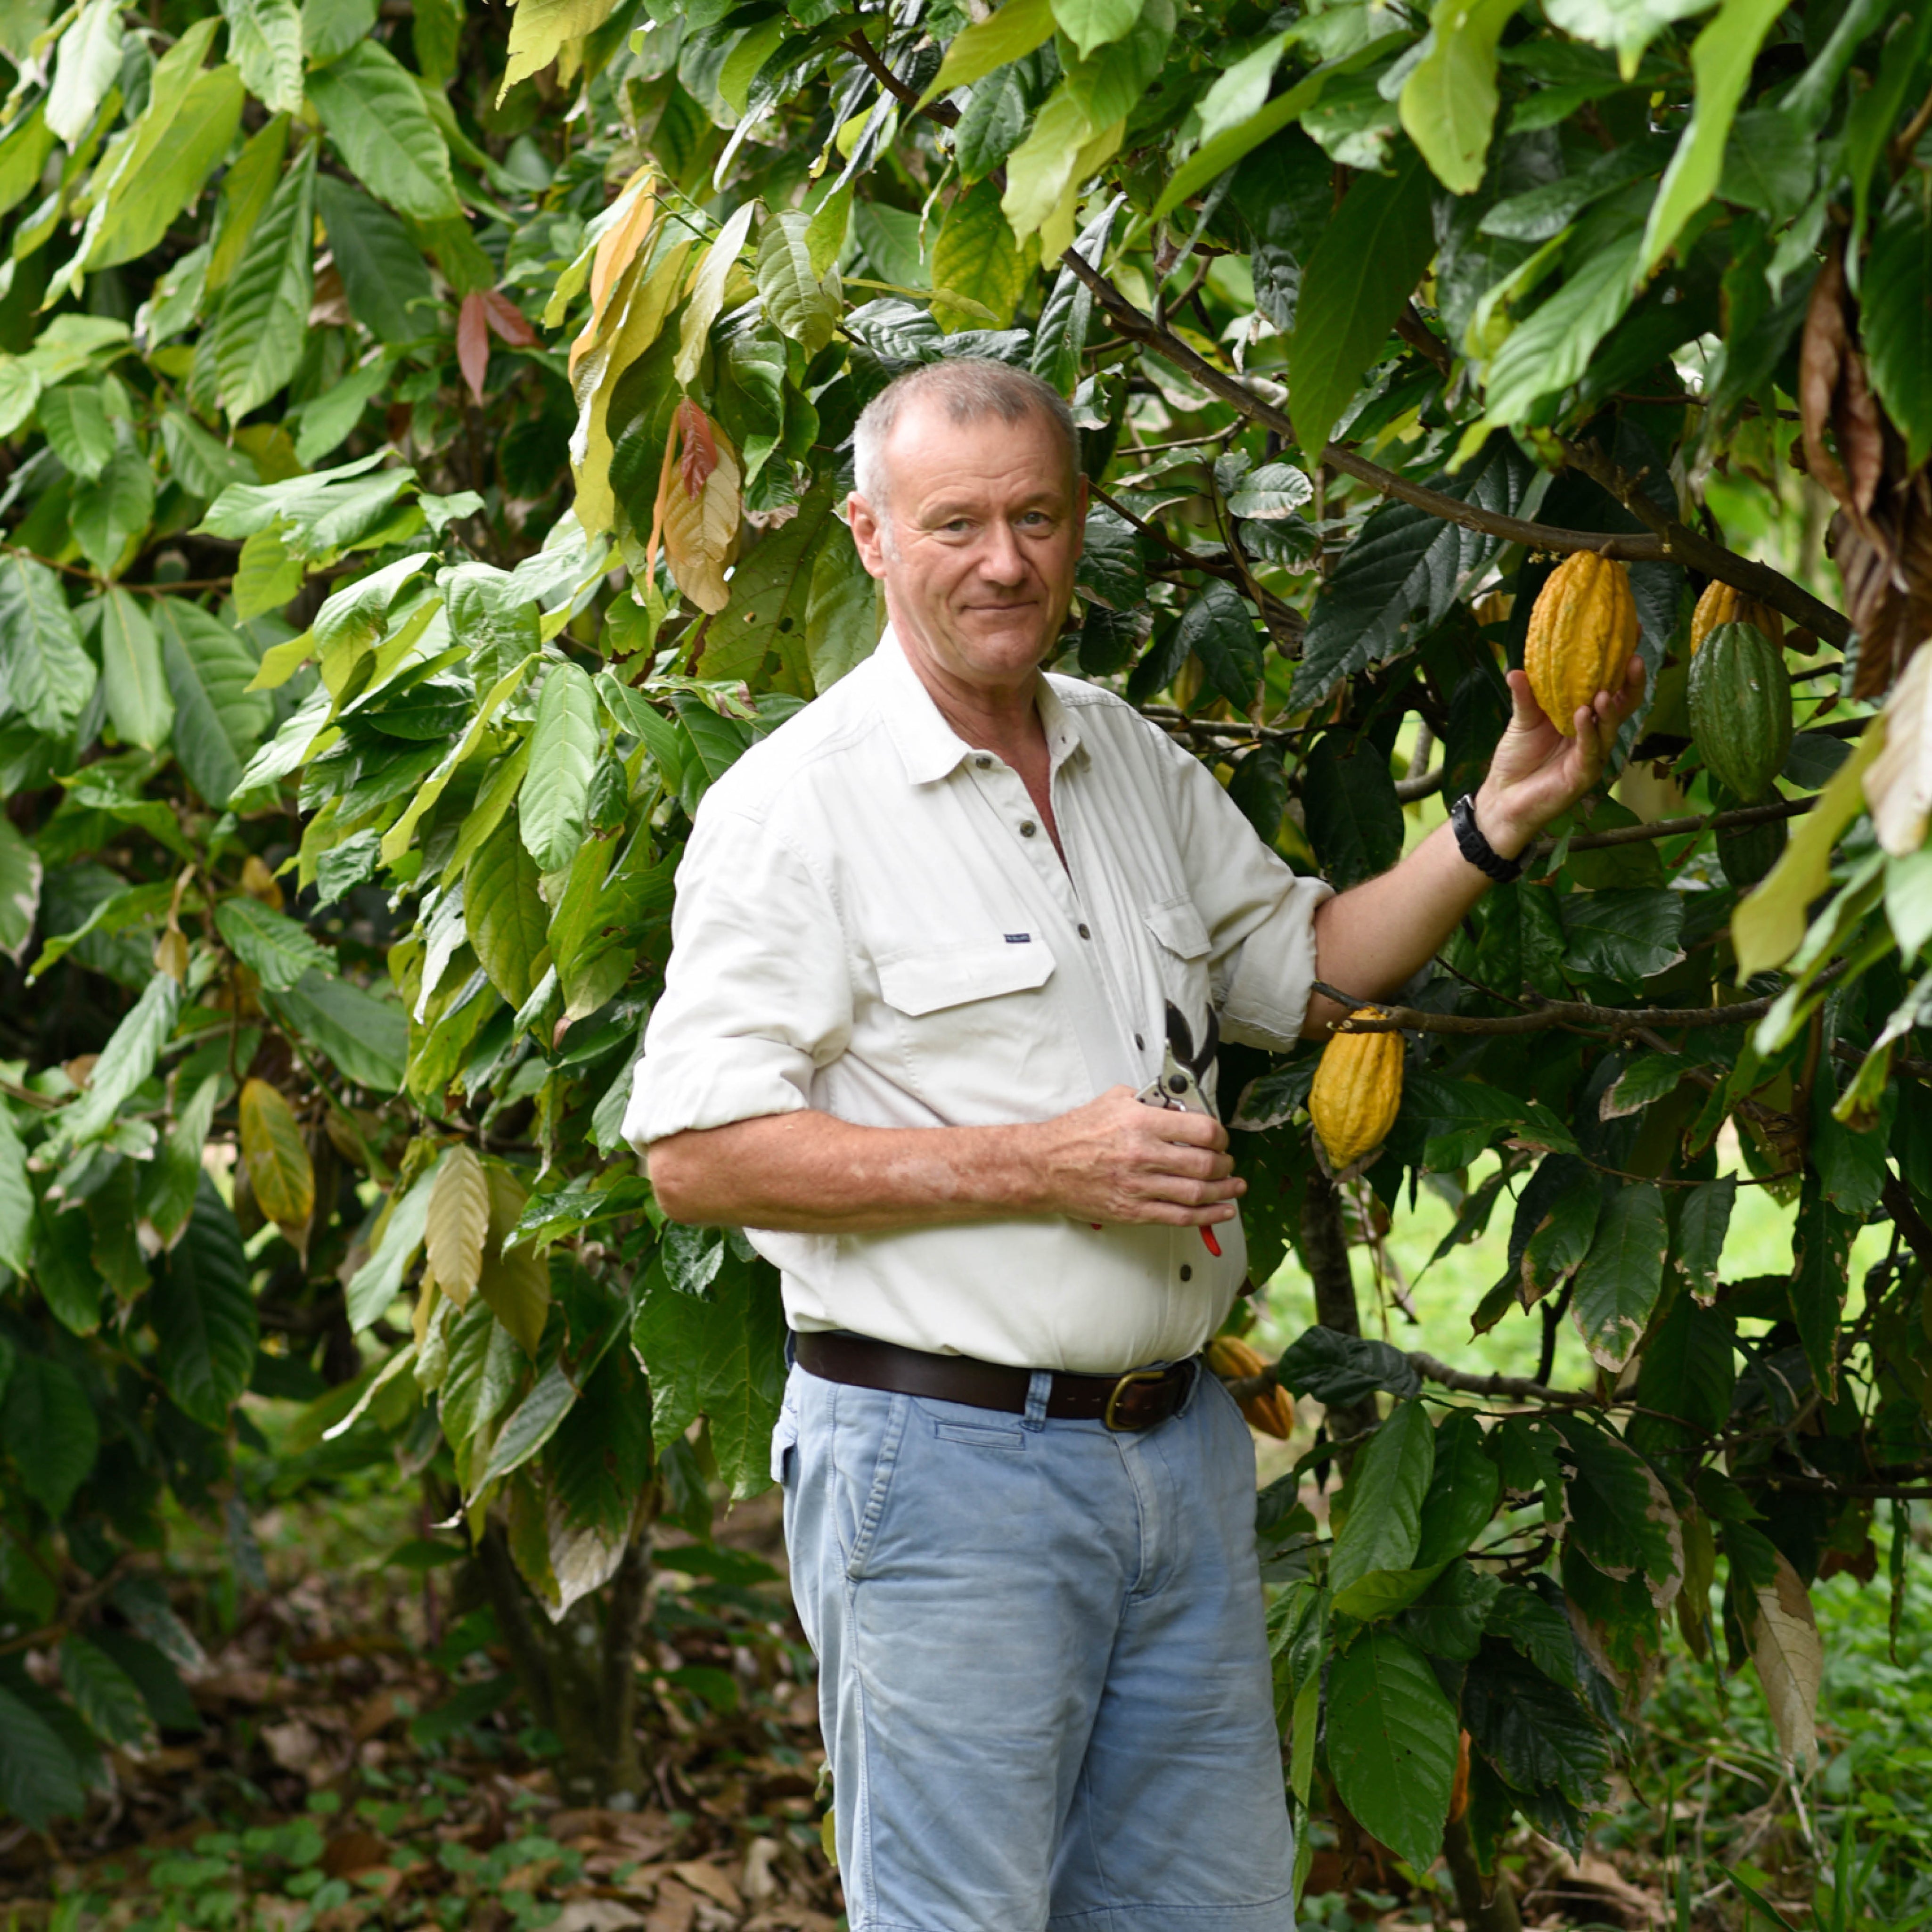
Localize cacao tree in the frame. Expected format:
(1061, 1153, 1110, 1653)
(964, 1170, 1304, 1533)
(1, 0, 1929, 1912)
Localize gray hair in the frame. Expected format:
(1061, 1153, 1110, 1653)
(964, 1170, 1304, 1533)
(851, 358, 1079, 511)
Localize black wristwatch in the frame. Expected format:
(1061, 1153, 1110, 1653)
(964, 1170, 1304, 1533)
(1450, 793, 1525, 884)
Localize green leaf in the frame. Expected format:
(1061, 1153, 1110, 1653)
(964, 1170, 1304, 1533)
(1400, 0, 1522, 195)
(473, 1359, 578, 1497)
(1414, 1411, 1501, 1567)
(932, 179, 1026, 332)
(1325, 1627, 1459, 1871)
(37, 384, 113, 482)
(220, 0, 304, 115)
(70, 447, 156, 578)
(757, 210, 842, 358)
(1477, 226, 1643, 428)
(521, 663, 601, 875)
(199, 452, 414, 555)
(315, 175, 437, 345)
(920, 0, 1057, 106)
(1570, 1181, 1667, 1370)
(263, 970, 407, 1093)
(1462, 1645, 1610, 1805)
(1716, 109, 1812, 221)
(1301, 731, 1403, 890)
(1286, 143, 1435, 462)
(45, 0, 123, 146)
(58, 973, 180, 1149)
(499, 0, 619, 97)
(1865, 189, 1932, 472)
(307, 40, 460, 221)
(1671, 1174, 1734, 1301)
(149, 1179, 256, 1430)
(303, 0, 380, 63)
(345, 1164, 439, 1330)
(153, 598, 274, 806)
(1274, 1326, 1421, 1407)
(2, 1353, 98, 1518)
(805, 539, 884, 692)
(1791, 1178, 1856, 1396)
(1543, 0, 1713, 80)
(1559, 887, 1683, 981)
(629, 1247, 788, 1498)
(703, 488, 838, 688)
(1049, 0, 1140, 57)
(1551, 1413, 1678, 1594)
(1331, 1398, 1434, 1598)
(210, 142, 316, 421)
(548, 1346, 653, 1537)
(85, 66, 242, 274)
(89, 1630, 200, 1732)
(1176, 578, 1264, 711)
(0, 1682, 86, 1828)
(97, 589, 172, 751)
(1400, 1559, 1501, 1662)
(59, 1635, 155, 1751)
(215, 896, 334, 992)
(1639, 0, 1785, 276)
(0, 812, 41, 969)
(1630, 1295, 1735, 1433)
(0, 1108, 31, 1272)
(205, 112, 289, 294)
(467, 814, 549, 1011)
(35, 1195, 102, 1335)
(0, 107, 54, 223)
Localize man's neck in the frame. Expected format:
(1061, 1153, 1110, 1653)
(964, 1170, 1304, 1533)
(897, 632, 1048, 772)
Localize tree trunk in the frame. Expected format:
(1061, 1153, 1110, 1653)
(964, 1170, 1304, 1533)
(474, 1521, 654, 1805)
(1302, 1169, 1382, 1455)
(1442, 1815, 1522, 1932)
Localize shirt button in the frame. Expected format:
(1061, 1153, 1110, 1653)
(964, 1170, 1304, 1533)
(974, 755, 992, 769)
(1077, 923, 1091, 939)
(1020, 819, 1037, 837)
(1179, 1265, 1193, 1282)
(1134, 1033, 1145, 1049)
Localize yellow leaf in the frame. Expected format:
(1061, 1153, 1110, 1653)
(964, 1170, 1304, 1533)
(499, 0, 620, 101)
(240, 853, 284, 909)
(661, 431, 742, 615)
(480, 1241, 551, 1358)
(238, 1077, 314, 1240)
(569, 237, 695, 538)
(568, 168, 656, 379)
(1747, 1550, 1821, 1774)
(931, 181, 1025, 333)
(425, 1143, 489, 1308)
(1732, 723, 1886, 976)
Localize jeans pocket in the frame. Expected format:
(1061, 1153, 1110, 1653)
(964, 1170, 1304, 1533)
(840, 1391, 909, 1580)
(932, 1420, 1026, 1450)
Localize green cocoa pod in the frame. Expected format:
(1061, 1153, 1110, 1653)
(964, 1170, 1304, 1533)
(1687, 621, 1792, 803)
(1717, 813, 1788, 888)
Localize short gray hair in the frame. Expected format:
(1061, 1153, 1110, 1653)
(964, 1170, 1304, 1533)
(851, 358, 1079, 510)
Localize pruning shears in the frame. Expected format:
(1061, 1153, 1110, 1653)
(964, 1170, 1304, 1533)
(1138, 1001, 1224, 1259)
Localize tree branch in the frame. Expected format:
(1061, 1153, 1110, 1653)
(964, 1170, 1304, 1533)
(1539, 795, 1812, 855)
(1311, 980, 1788, 1037)
(1056, 252, 1848, 639)
(845, 31, 959, 126)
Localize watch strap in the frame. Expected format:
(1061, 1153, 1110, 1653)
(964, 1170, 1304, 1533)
(1451, 793, 1525, 884)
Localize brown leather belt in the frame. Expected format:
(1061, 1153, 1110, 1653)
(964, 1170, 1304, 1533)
(793, 1329, 1198, 1432)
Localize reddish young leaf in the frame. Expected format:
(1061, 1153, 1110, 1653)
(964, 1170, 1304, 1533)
(481, 288, 538, 348)
(457, 291, 490, 408)
(677, 397, 718, 500)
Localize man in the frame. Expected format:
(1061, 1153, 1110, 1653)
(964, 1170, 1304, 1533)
(626, 360, 1642, 1932)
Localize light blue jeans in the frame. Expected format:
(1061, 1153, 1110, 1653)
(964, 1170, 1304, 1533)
(772, 1354, 1296, 1932)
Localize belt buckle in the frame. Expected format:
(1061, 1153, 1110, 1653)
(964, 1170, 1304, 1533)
(1103, 1368, 1168, 1432)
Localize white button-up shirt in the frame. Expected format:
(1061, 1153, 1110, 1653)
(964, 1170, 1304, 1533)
(624, 630, 1332, 1373)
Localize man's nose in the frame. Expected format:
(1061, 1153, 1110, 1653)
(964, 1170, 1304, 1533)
(977, 520, 1027, 585)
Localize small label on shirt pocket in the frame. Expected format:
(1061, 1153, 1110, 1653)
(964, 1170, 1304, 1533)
(876, 941, 1056, 1016)
(932, 1420, 1026, 1450)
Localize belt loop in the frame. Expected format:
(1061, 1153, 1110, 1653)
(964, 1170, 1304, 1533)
(1022, 1369, 1053, 1431)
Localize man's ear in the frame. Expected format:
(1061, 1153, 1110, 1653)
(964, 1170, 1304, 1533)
(848, 492, 890, 580)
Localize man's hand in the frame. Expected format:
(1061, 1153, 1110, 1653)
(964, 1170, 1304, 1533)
(1473, 656, 1648, 858)
(1027, 1086, 1243, 1228)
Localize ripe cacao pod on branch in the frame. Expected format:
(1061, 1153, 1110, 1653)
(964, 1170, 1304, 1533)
(1689, 578, 1785, 654)
(1309, 1016, 1403, 1172)
(1523, 551, 1639, 737)
(1203, 1334, 1297, 1439)
(1687, 621, 1793, 803)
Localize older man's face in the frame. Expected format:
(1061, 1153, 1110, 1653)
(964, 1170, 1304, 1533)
(849, 398, 1086, 696)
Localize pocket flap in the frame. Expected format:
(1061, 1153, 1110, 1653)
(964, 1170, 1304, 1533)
(877, 941, 1056, 1016)
(1144, 896, 1212, 960)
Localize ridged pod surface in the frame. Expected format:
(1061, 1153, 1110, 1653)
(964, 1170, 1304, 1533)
(1523, 552, 1639, 736)
(1689, 579, 1785, 655)
(1203, 1335, 1296, 1438)
(1308, 1016, 1403, 1171)
(1688, 621, 1793, 803)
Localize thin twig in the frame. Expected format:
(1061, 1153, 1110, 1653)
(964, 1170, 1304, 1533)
(1310, 980, 1789, 1036)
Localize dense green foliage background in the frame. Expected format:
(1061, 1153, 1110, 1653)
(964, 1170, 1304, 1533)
(0, 0, 1930, 1916)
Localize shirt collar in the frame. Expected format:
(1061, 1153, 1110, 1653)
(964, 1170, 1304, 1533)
(874, 625, 1088, 786)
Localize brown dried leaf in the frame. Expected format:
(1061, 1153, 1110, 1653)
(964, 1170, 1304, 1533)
(660, 413, 741, 615)
(1863, 639, 1932, 853)
(1747, 1549, 1822, 1774)
(1800, 249, 1855, 516)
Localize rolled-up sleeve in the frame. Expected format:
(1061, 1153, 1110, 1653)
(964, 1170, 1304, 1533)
(623, 803, 853, 1149)
(1167, 743, 1333, 1050)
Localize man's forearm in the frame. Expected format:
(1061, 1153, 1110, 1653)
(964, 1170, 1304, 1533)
(1302, 782, 1522, 1035)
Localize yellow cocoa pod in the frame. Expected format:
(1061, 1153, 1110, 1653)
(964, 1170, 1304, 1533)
(1308, 1016, 1403, 1171)
(1688, 578, 1785, 655)
(1523, 551, 1639, 737)
(1204, 1335, 1296, 1439)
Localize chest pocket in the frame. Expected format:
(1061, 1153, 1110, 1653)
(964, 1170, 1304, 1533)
(873, 940, 1064, 1122)
(1142, 894, 1215, 1035)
